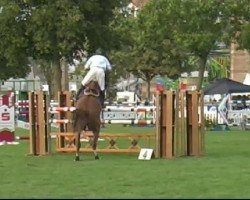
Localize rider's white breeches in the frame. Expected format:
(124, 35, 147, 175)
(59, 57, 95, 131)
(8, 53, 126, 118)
(81, 66, 105, 91)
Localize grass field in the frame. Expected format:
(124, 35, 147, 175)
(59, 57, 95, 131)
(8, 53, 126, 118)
(1, 125, 250, 198)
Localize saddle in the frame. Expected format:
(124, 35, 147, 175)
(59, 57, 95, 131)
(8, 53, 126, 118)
(75, 81, 101, 101)
(84, 86, 100, 97)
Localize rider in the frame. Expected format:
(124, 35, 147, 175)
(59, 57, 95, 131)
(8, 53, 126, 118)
(75, 50, 112, 108)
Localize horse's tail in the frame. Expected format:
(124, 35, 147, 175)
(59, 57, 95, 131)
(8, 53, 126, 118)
(73, 109, 89, 132)
(72, 110, 77, 131)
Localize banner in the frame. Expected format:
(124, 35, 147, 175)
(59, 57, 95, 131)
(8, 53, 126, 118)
(0, 105, 15, 142)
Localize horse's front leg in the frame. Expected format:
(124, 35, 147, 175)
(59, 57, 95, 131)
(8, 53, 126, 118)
(92, 131, 100, 160)
(75, 131, 81, 161)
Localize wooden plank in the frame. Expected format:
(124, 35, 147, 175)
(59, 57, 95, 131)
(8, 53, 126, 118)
(191, 92, 199, 156)
(199, 91, 205, 155)
(29, 92, 36, 155)
(155, 91, 161, 158)
(44, 93, 52, 154)
(186, 92, 192, 156)
(165, 91, 173, 159)
(50, 132, 155, 138)
(182, 92, 188, 156)
(52, 131, 155, 154)
(176, 91, 185, 157)
(56, 148, 141, 154)
(37, 91, 46, 155)
(160, 92, 166, 158)
(174, 91, 178, 157)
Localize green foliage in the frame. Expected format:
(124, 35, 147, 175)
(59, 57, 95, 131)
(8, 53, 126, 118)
(110, 0, 190, 98)
(206, 56, 230, 82)
(110, 0, 250, 95)
(0, 1, 30, 80)
(1, 0, 249, 96)
(0, 0, 127, 95)
(156, 0, 249, 90)
(238, 23, 250, 51)
(25, 0, 121, 62)
(126, 0, 189, 81)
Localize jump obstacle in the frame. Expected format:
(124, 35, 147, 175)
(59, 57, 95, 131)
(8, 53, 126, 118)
(155, 90, 205, 159)
(28, 90, 205, 159)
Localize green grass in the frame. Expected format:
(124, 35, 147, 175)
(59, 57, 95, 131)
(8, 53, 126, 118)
(14, 124, 155, 136)
(1, 126, 250, 198)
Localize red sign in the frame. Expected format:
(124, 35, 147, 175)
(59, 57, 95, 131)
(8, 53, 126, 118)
(1, 113, 10, 121)
(2, 95, 9, 106)
(180, 82, 187, 92)
(0, 105, 15, 131)
(156, 84, 164, 92)
(0, 130, 15, 142)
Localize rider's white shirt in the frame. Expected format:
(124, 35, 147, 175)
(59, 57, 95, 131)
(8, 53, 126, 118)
(81, 54, 112, 91)
(84, 55, 111, 71)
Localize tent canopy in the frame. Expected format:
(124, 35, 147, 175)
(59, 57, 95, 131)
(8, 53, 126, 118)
(203, 78, 250, 95)
(243, 73, 250, 85)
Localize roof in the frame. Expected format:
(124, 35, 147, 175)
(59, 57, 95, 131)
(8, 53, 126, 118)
(203, 78, 250, 95)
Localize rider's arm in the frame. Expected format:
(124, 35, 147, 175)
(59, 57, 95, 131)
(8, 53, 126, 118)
(105, 57, 112, 71)
(84, 57, 92, 70)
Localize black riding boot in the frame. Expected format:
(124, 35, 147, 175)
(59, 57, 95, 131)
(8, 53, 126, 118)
(100, 90, 105, 108)
(75, 85, 85, 101)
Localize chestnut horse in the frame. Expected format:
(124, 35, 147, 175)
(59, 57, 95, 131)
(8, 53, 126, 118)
(73, 81, 102, 161)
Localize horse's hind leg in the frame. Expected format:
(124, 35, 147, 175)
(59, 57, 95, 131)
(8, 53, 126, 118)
(75, 131, 81, 161)
(92, 131, 100, 160)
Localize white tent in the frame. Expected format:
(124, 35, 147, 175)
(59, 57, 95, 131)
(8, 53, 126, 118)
(243, 73, 250, 85)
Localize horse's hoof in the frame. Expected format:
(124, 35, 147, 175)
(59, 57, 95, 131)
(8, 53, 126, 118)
(95, 155, 99, 160)
(75, 156, 80, 161)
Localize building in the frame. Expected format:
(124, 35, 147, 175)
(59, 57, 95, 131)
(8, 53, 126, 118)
(230, 42, 250, 83)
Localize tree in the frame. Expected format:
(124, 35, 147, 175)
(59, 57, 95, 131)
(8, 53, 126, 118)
(238, 23, 250, 51)
(110, 0, 190, 99)
(112, 0, 250, 94)
(174, 0, 250, 90)
(0, 1, 30, 81)
(26, 0, 127, 98)
(0, 0, 128, 98)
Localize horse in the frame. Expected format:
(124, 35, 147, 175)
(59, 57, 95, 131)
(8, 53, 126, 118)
(73, 81, 102, 161)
